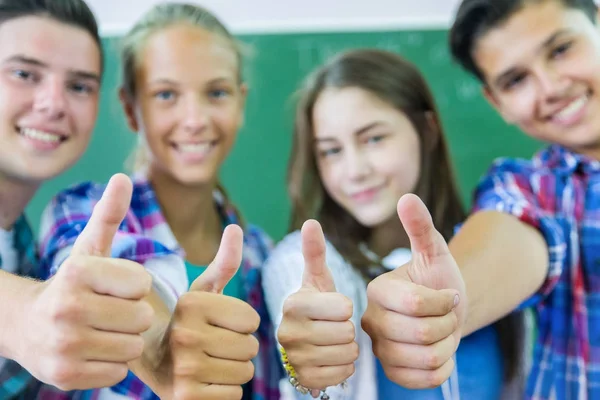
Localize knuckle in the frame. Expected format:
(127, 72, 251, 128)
(240, 360, 255, 384)
(170, 326, 200, 349)
(339, 295, 354, 319)
(406, 292, 426, 315)
(49, 362, 79, 390)
(136, 301, 155, 332)
(423, 349, 444, 369)
(53, 331, 82, 355)
(51, 295, 82, 323)
(282, 294, 304, 318)
(277, 323, 301, 347)
(246, 334, 259, 360)
(341, 363, 356, 382)
(349, 341, 360, 362)
(296, 366, 319, 388)
(175, 292, 198, 315)
(340, 321, 356, 343)
(128, 335, 145, 359)
(173, 358, 203, 379)
(426, 368, 450, 388)
(415, 323, 433, 344)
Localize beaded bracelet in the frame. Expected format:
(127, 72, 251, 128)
(280, 346, 347, 400)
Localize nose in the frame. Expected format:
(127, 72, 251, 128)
(33, 77, 67, 120)
(182, 94, 209, 134)
(344, 147, 372, 182)
(536, 66, 569, 103)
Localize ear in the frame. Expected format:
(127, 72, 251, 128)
(119, 87, 139, 133)
(424, 111, 440, 152)
(482, 85, 515, 124)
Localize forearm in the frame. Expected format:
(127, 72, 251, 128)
(449, 211, 548, 336)
(0, 270, 38, 360)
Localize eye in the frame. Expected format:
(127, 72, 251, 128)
(503, 73, 527, 91)
(318, 147, 342, 158)
(68, 82, 94, 95)
(12, 69, 35, 82)
(208, 89, 230, 99)
(550, 41, 572, 59)
(155, 90, 175, 101)
(366, 135, 386, 144)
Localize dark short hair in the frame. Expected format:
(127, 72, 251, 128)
(0, 0, 103, 72)
(449, 0, 598, 81)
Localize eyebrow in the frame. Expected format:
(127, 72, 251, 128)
(148, 76, 234, 86)
(492, 29, 572, 88)
(4, 54, 100, 83)
(315, 121, 383, 143)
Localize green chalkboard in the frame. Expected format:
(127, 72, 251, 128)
(26, 29, 541, 240)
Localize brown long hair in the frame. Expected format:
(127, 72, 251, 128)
(287, 48, 523, 382)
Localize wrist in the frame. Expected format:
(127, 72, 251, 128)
(127, 290, 173, 394)
(0, 272, 40, 362)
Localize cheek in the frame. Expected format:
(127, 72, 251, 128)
(73, 100, 99, 141)
(382, 155, 420, 193)
(215, 106, 242, 135)
(499, 89, 537, 125)
(317, 159, 344, 198)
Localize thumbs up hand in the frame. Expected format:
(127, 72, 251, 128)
(277, 220, 359, 393)
(361, 194, 466, 389)
(18, 174, 154, 390)
(165, 224, 260, 400)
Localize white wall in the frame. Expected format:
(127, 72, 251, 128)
(86, 0, 463, 36)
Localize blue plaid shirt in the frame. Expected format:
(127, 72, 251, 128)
(473, 144, 600, 400)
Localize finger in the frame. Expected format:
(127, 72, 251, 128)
(177, 292, 260, 334)
(81, 331, 146, 363)
(288, 342, 359, 367)
(295, 364, 355, 390)
(381, 357, 456, 390)
(367, 276, 458, 317)
(85, 292, 154, 334)
(283, 292, 353, 321)
(365, 303, 458, 344)
(65, 256, 152, 300)
(175, 383, 243, 400)
(49, 361, 128, 391)
(301, 220, 336, 292)
(190, 224, 243, 293)
(174, 358, 254, 386)
(373, 334, 456, 370)
(278, 320, 355, 347)
(396, 194, 450, 261)
(71, 174, 133, 257)
(172, 325, 259, 362)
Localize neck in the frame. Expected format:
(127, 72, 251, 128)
(0, 175, 39, 230)
(148, 168, 221, 265)
(367, 215, 410, 259)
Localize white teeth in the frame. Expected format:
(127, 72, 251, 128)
(554, 95, 589, 121)
(21, 128, 61, 143)
(178, 143, 211, 154)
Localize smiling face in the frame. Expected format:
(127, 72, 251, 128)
(0, 16, 101, 185)
(123, 24, 246, 187)
(313, 86, 421, 228)
(475, 1, 600, 158)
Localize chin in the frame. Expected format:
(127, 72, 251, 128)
(353, 213, 391, 228)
